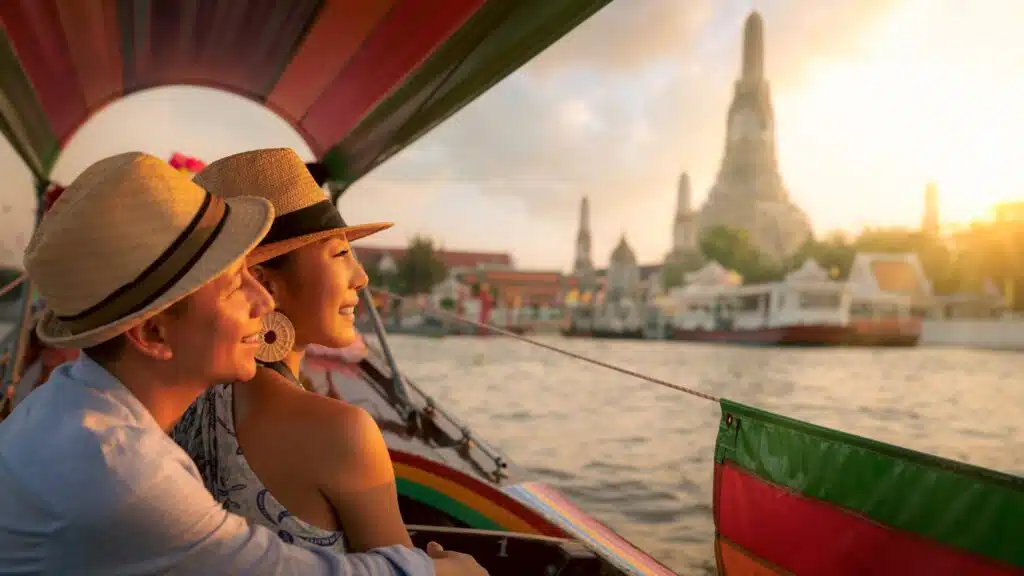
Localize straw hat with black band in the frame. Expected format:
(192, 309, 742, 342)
(25, 152, 275, 349)
(193, 148, 392, 265)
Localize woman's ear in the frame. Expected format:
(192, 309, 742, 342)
(250, 265, 276, 298)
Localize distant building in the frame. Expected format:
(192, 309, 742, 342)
(595, 263, 664, 302)
(355, 245, 514, 273)
(459, 269, 572, 309)
(606, 234, 640, 301)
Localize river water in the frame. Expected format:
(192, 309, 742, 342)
(377, 334, 1024, 574)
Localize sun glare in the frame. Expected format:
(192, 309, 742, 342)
(775, 0, 1024, 230)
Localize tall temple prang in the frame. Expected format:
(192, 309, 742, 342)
(695, 11, 812, 259)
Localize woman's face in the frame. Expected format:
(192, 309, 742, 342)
(258, 236, 369, 349)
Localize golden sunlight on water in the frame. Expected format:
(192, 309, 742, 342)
(377, 334, 1024, 574)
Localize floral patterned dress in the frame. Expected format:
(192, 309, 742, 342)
(172, 363, 346, 551)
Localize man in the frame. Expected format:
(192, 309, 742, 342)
(0, 153, 485, 575)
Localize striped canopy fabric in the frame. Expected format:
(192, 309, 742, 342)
(713, 399, 1024, 575)
(0, 0, 611, 190)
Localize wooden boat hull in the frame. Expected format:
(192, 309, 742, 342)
(448, 325, 531, 337)
(671, 324, 852, 346)
(848, 319, 922, 347)
(670, 322, 922, 347)
(560, 328, 646, 340)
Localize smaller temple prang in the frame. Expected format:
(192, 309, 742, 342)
(922, 182, 940, 236)
(572, 196, 596, 289)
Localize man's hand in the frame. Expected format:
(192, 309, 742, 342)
(427, 542, 489, 576)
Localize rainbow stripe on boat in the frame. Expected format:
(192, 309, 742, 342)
(389, 449, 562, 537)
(504, 482, 677, 576)
(714, 399, 1024, 575)
(390, 447, 676, 574)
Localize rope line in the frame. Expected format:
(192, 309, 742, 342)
(0, 275, 26, 300)
(367, 288, 720, 403)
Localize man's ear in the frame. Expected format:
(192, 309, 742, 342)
(121, 315, 174, 361)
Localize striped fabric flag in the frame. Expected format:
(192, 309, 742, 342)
(714, 399, 1023, 575)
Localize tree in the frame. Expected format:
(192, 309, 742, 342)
(698, 226, 784, 284)
(951, 220, 1024, 307)
(363, 259, 382, 287)
(396, 236, 448, 295)
(787, 232, 856, 280)
(661, 250, 704, 290)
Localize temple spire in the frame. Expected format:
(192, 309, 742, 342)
(573, 196, 594, 279)
(742, 12, 764, 80)
(676, 172, 692, 216)
(922, 182, 939, 236)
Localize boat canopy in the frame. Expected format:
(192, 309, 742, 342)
(0, 0, 611, 193)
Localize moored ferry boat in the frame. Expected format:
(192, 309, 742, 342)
(666, 258, 922, 347)
(561, 301, 646, 340)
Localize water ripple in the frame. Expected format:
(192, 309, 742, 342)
(375, 334, 1024, 574)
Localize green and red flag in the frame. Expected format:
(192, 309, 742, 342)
(714, 399, 1023, 574)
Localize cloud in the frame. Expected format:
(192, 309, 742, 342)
(526, 0, 717, 74)
(0, 0, 904, 271)
(354, 0, 902, 268)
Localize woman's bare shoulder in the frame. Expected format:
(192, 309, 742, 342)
(248, 373, 390, 481)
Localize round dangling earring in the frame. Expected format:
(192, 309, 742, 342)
(255, 310, 295, 363)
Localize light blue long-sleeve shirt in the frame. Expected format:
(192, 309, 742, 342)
(0, 354, 434, 575)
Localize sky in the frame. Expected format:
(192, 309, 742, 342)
(2, 0, 1024, 271)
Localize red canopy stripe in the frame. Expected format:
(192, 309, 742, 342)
(299, 0, 485, 155)
(54, 0, 123, 112)
(0, 0, 613, 186)
(0, 1, 85, 144)
(267, 0, 395, 125)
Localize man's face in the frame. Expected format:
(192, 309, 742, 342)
(162, 261, 273, 384)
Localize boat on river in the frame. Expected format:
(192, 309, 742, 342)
(0, 2, 1021, 575)
(666, 258, 922, 347)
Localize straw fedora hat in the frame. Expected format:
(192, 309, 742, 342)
(24, 152, 274, 349)
(194, 148, 391, 265)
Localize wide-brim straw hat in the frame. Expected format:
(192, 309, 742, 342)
(25, 152, 274, 349)
(194, 148, 391, 265)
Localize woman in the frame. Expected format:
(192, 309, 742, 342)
(173, 148, 408, 553)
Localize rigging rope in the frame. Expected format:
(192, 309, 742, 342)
(367, 287, 720, 403)
(0, 275, 26, 300)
